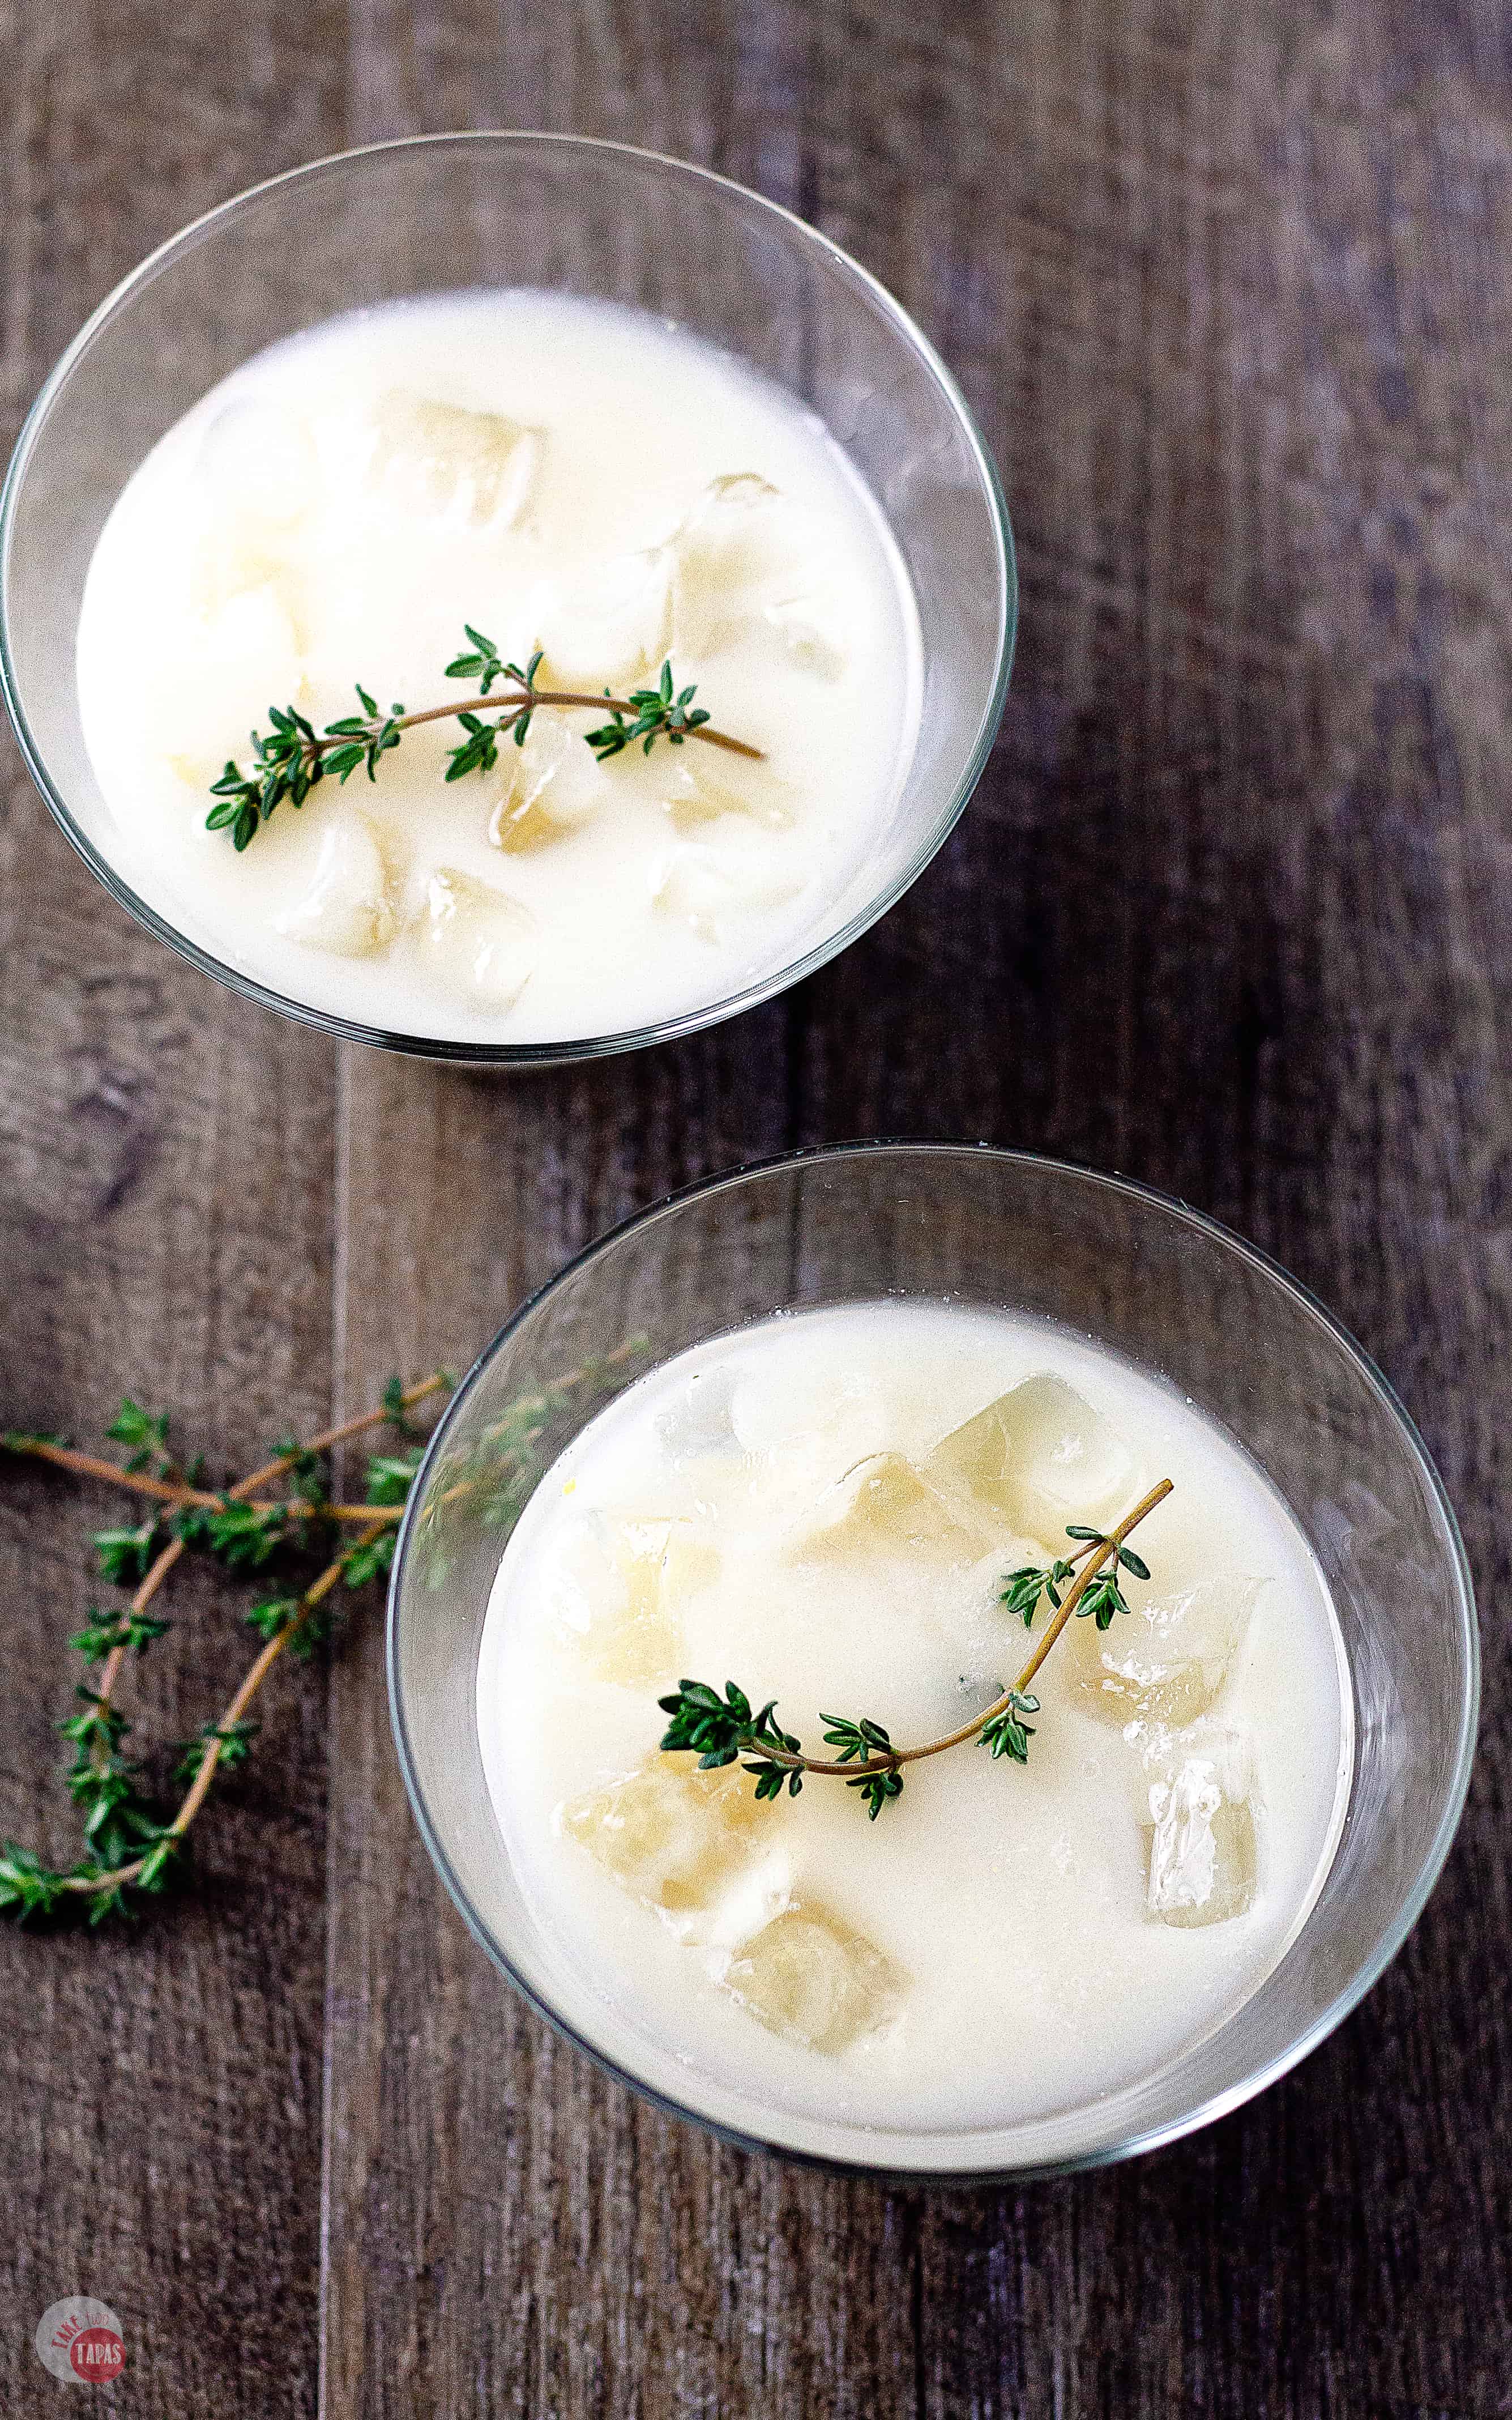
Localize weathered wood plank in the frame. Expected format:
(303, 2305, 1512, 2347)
(0, 2, 348, 2410)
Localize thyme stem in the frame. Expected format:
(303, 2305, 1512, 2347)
(208, 629, 764, 852)
(760, 1481, 1171, 1779)
(659, 1480, 1175, 1816)
(237, 1373, 450, 1487)
(5, 1438, 395, 1524)
(383, 685, 763, 761)
(3, 1361, 664, 1921)
(82, 1370, 449, 1775)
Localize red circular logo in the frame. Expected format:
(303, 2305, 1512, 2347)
(69, 2327, 125, 2382)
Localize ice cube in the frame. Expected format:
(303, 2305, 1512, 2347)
(788, 1451, 982, 1564)
(368, 389, 536, 527)
(926, 1373, 1137, 1542)
(274, 807, 394, 958)
(161, 580, 305, 782)
(565, 1514, 719, 1688)
(189, 405, 315, 640)
(416, 867, 537, 1007)
(728, 1357, 895, 1473)
(1143, 1730, 1258, 1927)
(677, 471, 781, 563)
(190, 531, 280, 615)
(762, 594, 848, 681)
(723, 1901, 903, 2052)
(188, 529, 309, 658)
(488, 709, 608, 853)
(198, 397, 318, 525)
(650, 839, 803, 941)
(655, 1364, 742, 1462)
(1077, 1575, 1261, 1726)
(659, 760, 795, 833)
(562, 1752, 764, 1913)
(536, 547, 674, 691)
(672, 474, 795, 657)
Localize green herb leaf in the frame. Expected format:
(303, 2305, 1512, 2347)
(105, 1397, 172, 1475)
(92, 1514, 163, 1584)
(70, 1607, 170, 1661)
(980, 1690, 1039, 1765)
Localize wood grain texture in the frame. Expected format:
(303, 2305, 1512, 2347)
(0, 0, 1508, 2410)
(0, 4, 348, 2414)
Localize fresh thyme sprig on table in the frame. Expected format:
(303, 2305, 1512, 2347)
(658, 1477, 1173, 1820)
(0, 1343, 646, 1924)
(0, 1374, 453, 1921)
(206, 623, 763, 853)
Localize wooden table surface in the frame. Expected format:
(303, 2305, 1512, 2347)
(1, 1, 1508, 2412)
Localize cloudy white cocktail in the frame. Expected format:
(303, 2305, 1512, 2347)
(76, 291, 922, 1042)
(477, 1299, 1352, 2133)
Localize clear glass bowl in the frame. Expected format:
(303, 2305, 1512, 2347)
(0, 135, 1015, 1065)
(388, 1143, 1477, 2179)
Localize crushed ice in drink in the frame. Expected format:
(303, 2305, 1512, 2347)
(80, 292, 921, 1046)
(416, 866, 537, 1005)
(562, 1752, 764, 1914)
(1078, 1574, 1262, 1725)
(274, 807, 395, 958)
(1143, 1728, 1258, 1927)
(367, 389, 536, 526)
(723, 1901, 904, 2052)
(476, 1298, 1350, 2128)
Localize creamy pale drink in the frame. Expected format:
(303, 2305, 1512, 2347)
(76, 293, 922, 1041)
(477, 1302, 1352, 2134)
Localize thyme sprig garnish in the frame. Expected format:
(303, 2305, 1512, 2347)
(206, 623, 763, 853)
(659, 1479, 1173, 1820)
(1000, 1522, 1151, 1632)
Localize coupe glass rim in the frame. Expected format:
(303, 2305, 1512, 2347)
(387, 1138, 1479, 2181)
(0, 131, 1017, 1066)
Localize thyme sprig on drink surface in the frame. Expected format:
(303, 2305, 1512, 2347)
(999, 1522, 1151, 1633)
(206, 623, 763, 853)
(658, 1478, 1173, 1820)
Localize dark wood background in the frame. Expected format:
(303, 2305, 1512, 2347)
(1, 1, 1507, 2412)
